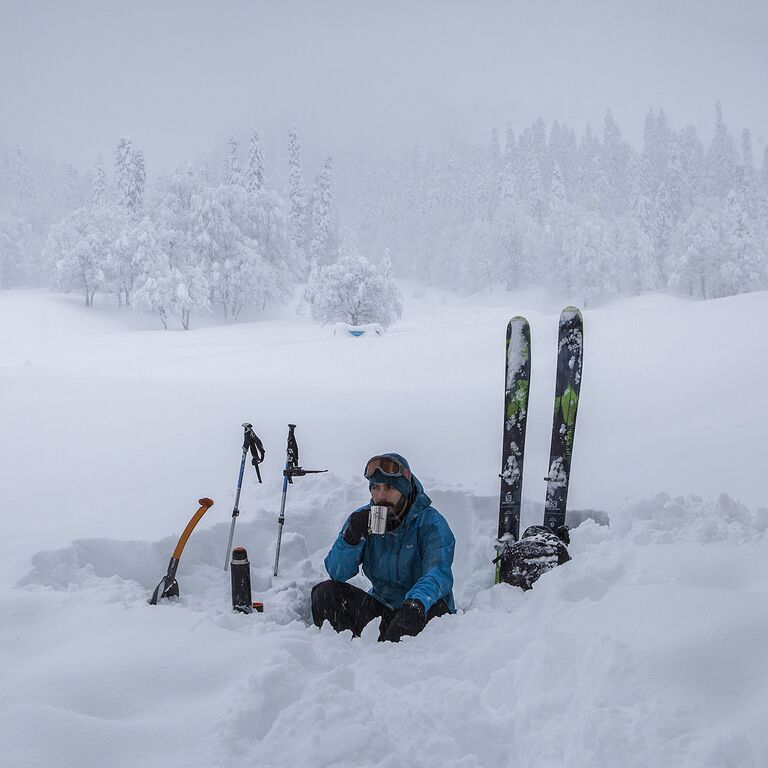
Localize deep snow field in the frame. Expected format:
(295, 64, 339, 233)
(1, 285, 767, 768)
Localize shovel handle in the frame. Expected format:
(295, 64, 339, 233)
(171, 498, 214, 560)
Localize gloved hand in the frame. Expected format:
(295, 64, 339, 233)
(343, 509, 370, 545)
(555, 524, 570, 545)
(383, 599, 426, 642)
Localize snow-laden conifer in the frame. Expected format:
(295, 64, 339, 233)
(14, 147, 35, 205)
(0, 213, 30, 289)
(706, 102, 737, 199)
(288, 127, 306, 256)
(310, 157, 334, 267)
(91, 155, 107, 207)
(226, 137, 242, 188)
(115, 137, 134, 209)
(670, 206, 719, 298)
(245, 131, 265, 193)
(132, 150, 146, 209)
(719, 190, 766, 295)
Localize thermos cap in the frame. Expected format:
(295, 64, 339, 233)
(231, 547, 249, 562)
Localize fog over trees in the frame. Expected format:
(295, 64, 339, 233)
(1, 103, 767, 327)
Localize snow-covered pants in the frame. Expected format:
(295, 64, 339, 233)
(311, 580, 449, 641)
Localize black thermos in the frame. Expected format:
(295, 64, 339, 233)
(230, 547, 253, 613)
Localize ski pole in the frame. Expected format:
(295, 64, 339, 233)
(223, 423, 265, 570)
(273, 423, 326, 577)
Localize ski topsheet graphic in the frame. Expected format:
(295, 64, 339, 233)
(497, 317, 531, 552)
(543, 306, 583, 533)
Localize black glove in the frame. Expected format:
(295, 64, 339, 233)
(343, 509, 370, 545)
(383, 599, 426, 642)
(555, 525, 570, 545)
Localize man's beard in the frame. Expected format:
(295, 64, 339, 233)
(377, 495, 408, 530)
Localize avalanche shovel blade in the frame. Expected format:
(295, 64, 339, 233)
(148, 498, 214, 605)
(148, 567, 180, 605)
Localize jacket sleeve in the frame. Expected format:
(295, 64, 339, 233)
(324, 514, 366, 582)
(405, 511, 455, 613)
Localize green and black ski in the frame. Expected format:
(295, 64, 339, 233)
(495, 316, 531, 582)
(543, 307, 583, 533)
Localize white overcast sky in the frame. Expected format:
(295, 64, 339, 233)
(1, 0, 766, 173)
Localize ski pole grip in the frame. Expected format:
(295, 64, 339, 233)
(241, 423, 253, 448)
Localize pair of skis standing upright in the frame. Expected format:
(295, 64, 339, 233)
(495, 307, 583, 586)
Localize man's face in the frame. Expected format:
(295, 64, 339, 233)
(370, 482, 403, 508)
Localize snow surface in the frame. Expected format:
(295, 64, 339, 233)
(2, 286, 768, 767)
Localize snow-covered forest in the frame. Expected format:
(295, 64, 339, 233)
(342, 104, 768, 300)
(2, 104, 767, 327)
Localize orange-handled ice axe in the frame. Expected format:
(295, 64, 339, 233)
(149, 497, 214, 604)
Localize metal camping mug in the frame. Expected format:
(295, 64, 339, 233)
(369, 505, 388, 534)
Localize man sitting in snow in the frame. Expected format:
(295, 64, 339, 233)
(311, 453, 456, 642)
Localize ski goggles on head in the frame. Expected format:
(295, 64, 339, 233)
(363, 456, 411, 481)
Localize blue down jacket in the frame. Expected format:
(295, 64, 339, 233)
(324, 475, 456, 613)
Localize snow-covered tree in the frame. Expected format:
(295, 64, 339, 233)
(706, 102, 737, 199)
(525, 149, 546, 224)
(719, 190, 766, 295)
(132, 150, 146, 209)
(678, 125, 706, 207)
(288, 127, 306, 256)
(310, 156, 334, 267)
(115, 137, 133, 208)
(493, 193, 532, 290)
(245, 130, 265, 193)
(545, 164, 569, 291)
(670, 206, 719, 298)
(204, 184, 272, 320)
(642, 109, 673, 192)
(132, 217, 174, 328)
(14, 146, 35, 206)
(46, 208, 106, 306)
(574, 124, 600, 209)
(628, 151, 653, 236)
(226, 137, 242, 187)
(379, 249, 403, 313)
(651, 140, 685, 286)
(548, 163, 567, 219)
(91, 155, 107, 207)
(153, 167, 212, 329)
(311, 253, 402, 328)
(115, 137, 145, 212)
(0, 213, 30, 288)
(562, 214, 614, 305)
(762, 146, 768, 194)
(601, 110, 630, 214)
(622, 221, 656, 294)
(60, 164, 86, 212)
(107, 207, 141, 307)
(760, 146, 768, 224)
(737, 129, 758, 218)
